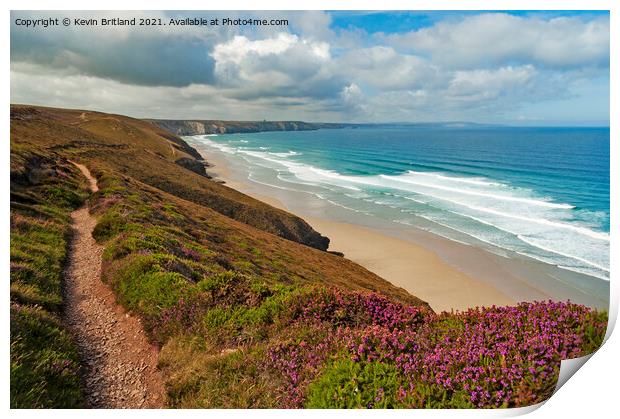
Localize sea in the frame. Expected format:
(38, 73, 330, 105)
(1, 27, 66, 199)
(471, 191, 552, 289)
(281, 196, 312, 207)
(185, 125, 610, 286)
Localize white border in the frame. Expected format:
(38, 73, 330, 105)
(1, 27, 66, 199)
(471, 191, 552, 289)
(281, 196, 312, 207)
(3, 1, 617, 418)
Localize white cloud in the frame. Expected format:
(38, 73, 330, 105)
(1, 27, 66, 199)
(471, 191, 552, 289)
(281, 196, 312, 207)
(341, 83, 363, 102)
(448, 65, 536, 101)
(336, 46, 441, 91)
(210, 32, 338, 99)
(386, 13, 609, 69)
(9, 11, 609, 124)
(212, 33, 300, 65)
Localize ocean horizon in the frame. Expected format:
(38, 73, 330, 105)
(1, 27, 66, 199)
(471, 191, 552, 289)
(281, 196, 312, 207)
(186, 125, 610, 286)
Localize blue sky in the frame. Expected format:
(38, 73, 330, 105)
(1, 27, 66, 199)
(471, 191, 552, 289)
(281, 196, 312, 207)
(328, 11, 610, 34)
(10, 10, 610, 125)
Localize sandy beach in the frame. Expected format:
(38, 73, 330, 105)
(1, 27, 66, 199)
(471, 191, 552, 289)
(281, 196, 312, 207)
(199, 148, 608, 313)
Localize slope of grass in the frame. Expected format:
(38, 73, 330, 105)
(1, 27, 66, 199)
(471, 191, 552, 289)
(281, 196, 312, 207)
(10, 104, 608, 409)
(10, 149, 88, 408)
(88, 169, 607, 409)
(11, 105, 330, 250)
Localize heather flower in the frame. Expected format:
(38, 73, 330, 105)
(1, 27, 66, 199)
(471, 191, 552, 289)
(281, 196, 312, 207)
(265, 296, 606, 408)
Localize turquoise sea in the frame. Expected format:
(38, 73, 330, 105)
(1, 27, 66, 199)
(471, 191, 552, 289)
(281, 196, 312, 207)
(187, 126, 610, 283)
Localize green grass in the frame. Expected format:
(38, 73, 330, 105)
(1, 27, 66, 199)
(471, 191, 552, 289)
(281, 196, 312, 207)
(158, 336, 278, 408)
(10, 305, 84, 408)
(305, 356, 479, 409)
(10, 151, 88, 408)
(11, 105, 606, 410)
(114, 254, 192, 316)
(305, 359, 409, 408)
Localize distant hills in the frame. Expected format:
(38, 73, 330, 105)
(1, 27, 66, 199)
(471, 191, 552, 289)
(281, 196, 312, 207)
(146, 119, 352, 135)
(146, 119, 501, 136)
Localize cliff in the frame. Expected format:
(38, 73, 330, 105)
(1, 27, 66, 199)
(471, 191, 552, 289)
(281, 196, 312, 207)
(146, 118, 350, 136)
(11, 106, 333, 251)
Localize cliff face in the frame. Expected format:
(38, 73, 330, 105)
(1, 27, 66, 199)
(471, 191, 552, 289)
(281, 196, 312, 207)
(11, 105, 329, 251)
(147, 119, 348, 136)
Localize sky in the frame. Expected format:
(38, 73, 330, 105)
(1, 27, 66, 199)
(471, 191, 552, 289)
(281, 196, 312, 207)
(10, 10, 610, 125)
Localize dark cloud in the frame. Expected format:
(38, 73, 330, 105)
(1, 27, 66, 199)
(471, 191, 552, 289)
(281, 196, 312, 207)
(11, 12, 218, 86)
(9, 11, 610, 124)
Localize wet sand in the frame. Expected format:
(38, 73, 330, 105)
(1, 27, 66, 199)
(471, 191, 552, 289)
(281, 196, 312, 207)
(197, 147, 609, 313)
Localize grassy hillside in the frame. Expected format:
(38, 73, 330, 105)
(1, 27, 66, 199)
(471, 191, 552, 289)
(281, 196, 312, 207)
(10, 105, 608, 408)
(11, 105, 331, 251)
(10, 146, 88, 407)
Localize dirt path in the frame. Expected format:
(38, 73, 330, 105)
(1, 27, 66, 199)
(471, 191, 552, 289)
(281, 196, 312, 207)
(64, 162, 166, 408)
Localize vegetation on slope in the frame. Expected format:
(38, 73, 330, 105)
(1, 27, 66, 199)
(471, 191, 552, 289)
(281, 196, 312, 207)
(89, 174, 430, 407)
(10, 146, 87, 408)
(11, 105, 330, 250)
(10, 105, 422, 408)
(299, 300, 606, 408)
(10, 105, 608, 409)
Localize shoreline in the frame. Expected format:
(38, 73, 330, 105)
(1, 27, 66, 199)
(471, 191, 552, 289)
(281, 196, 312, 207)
(194, 142, 608, 313)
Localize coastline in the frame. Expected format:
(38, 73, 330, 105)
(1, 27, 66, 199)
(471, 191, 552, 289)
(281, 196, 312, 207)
(195, 144, 608, 313)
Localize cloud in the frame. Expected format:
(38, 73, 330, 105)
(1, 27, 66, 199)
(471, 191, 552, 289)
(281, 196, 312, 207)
(448, 65, 536, 101)
(9, 11, 610, 124)
(335, 46, 442, 91)
(211, 33, 330, 84)
(210, 32, 345, 100)
(331, 64, 582, 122)
(10, 11, 221, 87)
(10, 62, 347, 122)
(212, 33, 302, 65)
(339, 83, 369, 116)
(10, 10, 308, 88)
(384, 13, 609, 70)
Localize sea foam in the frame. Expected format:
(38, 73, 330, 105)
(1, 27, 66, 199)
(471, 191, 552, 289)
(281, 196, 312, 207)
(190, 134, 610, 281)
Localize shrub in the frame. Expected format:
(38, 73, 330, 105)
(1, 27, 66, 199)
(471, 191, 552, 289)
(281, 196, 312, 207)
(92, 208, 127, 242)
(305, 359, 406, 408)
(115, 255, 191, 316)
(266, 298, 608, 408)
